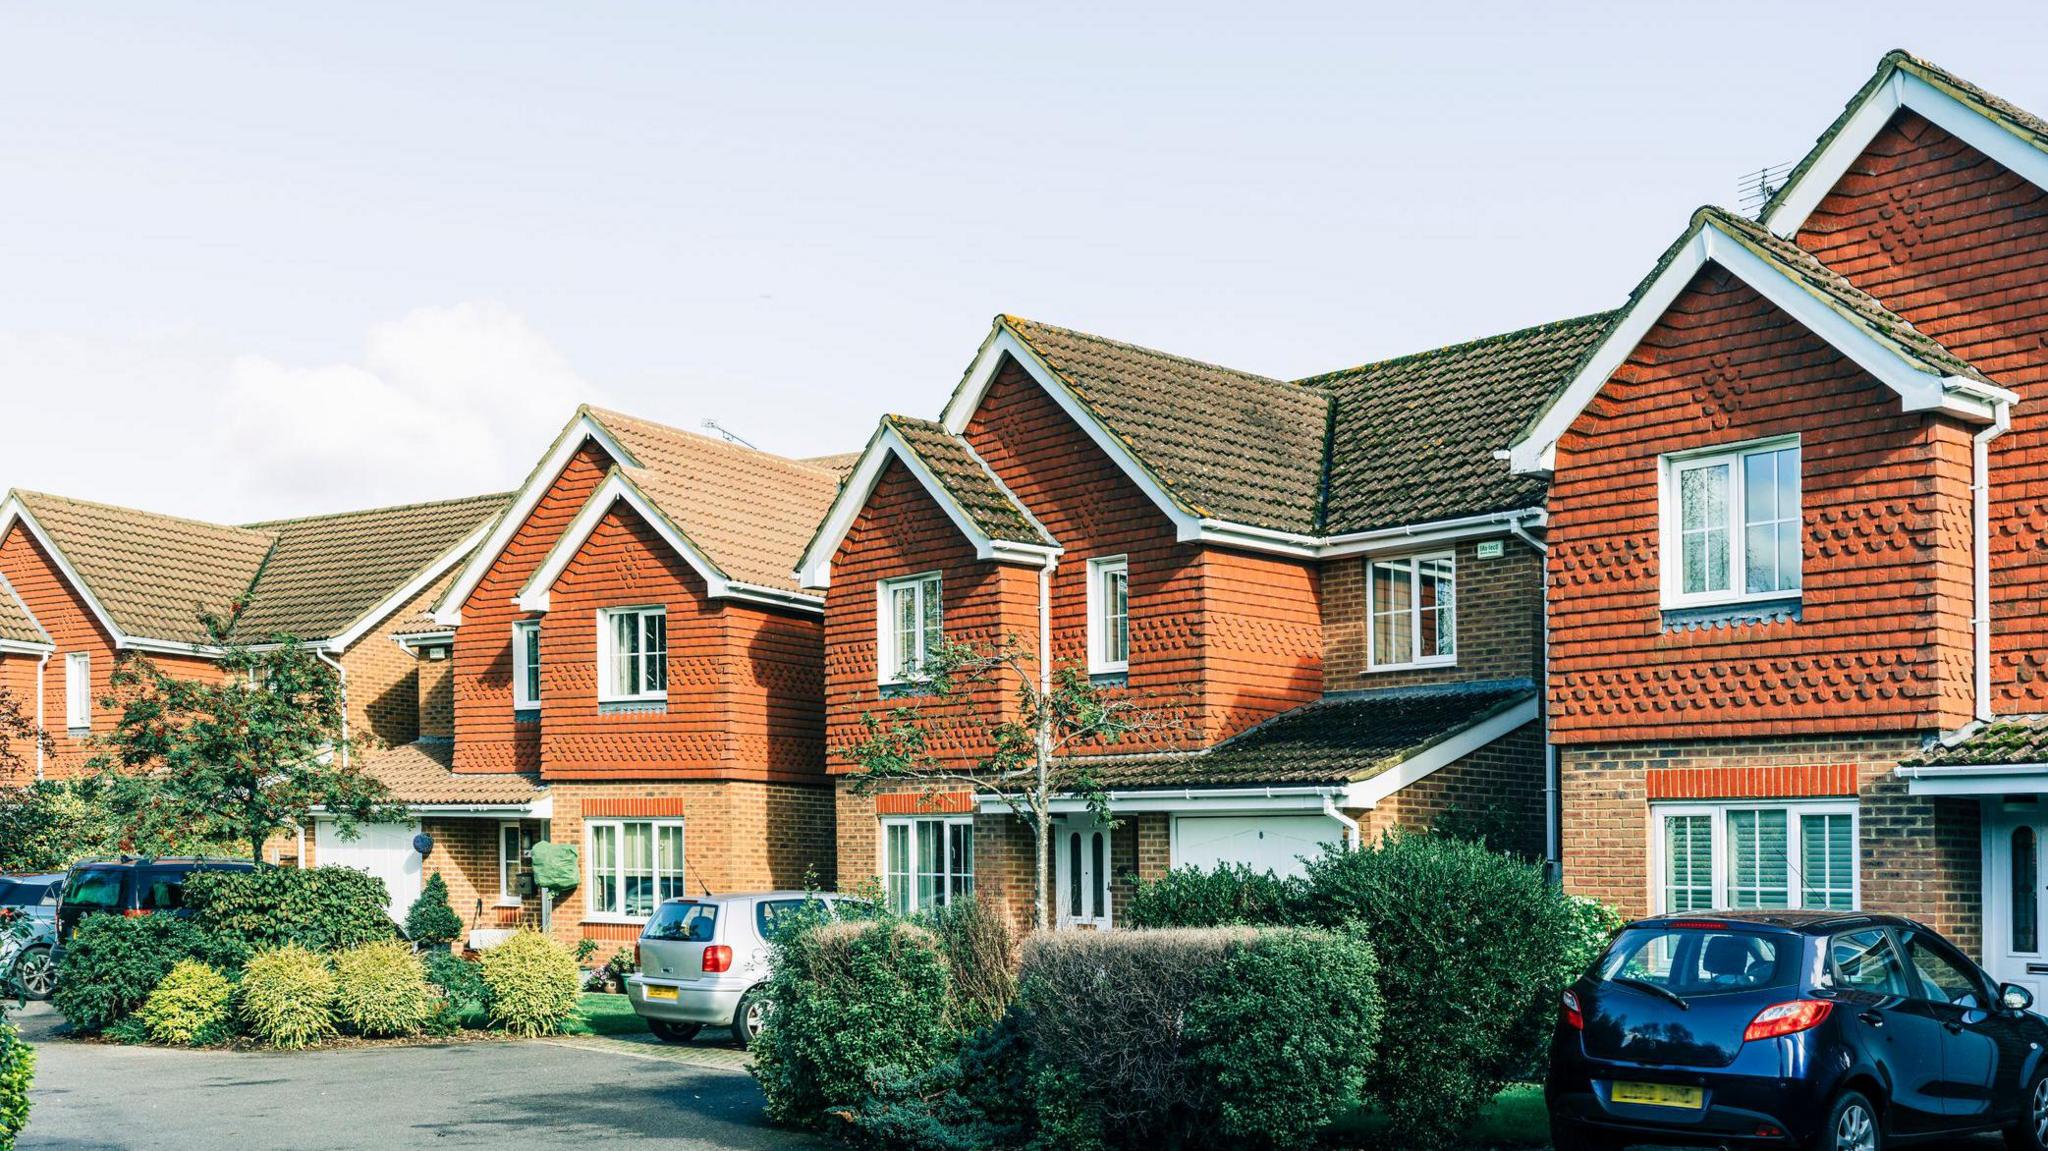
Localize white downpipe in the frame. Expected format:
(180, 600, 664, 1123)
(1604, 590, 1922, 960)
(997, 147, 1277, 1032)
(1507, 524, 1562, 879)
(1038, 560, 1055, 697)
(316, 648, 350, 767)
(1322, 794, 1361, 851)
(1973, 403, 2013, 722)
(33, 650, 49, 781)
(295, 822, 307, 869)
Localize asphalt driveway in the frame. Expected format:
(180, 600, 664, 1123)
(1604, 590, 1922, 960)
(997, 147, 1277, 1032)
(9, 1004, 824, 1151)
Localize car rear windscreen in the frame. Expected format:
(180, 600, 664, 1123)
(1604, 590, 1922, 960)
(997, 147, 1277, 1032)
(643, 902, 718, 942)
(1600, 926, 1798, 997)
(63, 870, 126, 910)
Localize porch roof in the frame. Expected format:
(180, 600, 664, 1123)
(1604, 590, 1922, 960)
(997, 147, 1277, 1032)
(1904, 715, 2048, 770)
(358, 739, 545, 807)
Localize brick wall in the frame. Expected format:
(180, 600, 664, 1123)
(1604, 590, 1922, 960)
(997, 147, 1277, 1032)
(1323, 536, 1542, 688)
(419, 816, 548, 936)
(338, 573, 457, 756)
(417, 644, 454, 738)
(1359, 719, 1546, 858)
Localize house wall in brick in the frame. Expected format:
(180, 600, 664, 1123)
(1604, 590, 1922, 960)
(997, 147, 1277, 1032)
(417, 644, 455, 739)
(0, 654, 41, 787)
(1323, 536, 1543, 689)
(1358, 719, 1547, 859)
(337, 573, 455, 757)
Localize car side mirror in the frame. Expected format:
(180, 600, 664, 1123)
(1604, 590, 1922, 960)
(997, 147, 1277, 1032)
(2002, 982, 2035, 1014)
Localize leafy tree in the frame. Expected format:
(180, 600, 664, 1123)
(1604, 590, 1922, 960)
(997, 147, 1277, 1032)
(0, 779, 118, 873)
(840, 637, 1166, 932)
(0, 686, 46, 789)
(405, 873, 463, 949)
(87, 614, 402, 865)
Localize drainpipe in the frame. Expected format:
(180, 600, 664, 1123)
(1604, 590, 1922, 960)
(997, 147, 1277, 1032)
(1321, 794, 1361, 851)
(1973, 402, 2013, 722)
(33, 650, 49, 781)
(1508, 517, 1562, 882)
(316, 648, 349, 767)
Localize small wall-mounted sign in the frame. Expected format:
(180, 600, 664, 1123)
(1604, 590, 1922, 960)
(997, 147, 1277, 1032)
(1476, 540, 1505, 559)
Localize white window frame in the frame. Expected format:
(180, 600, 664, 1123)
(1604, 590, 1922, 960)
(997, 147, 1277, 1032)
(1366, 552, 1457, 671)
(583, 817, 685, 923)
(497, 821, 526, 906)
(64, 652, 89, 731)
(880, 815, 974, 914)
(1658, 434, 1802, 610)
(596, 606, 668, 703)
(1086, 556, 1129, 675)
(511, 621, 541, 710)
(876, 572, 943, 685)
(1650, 799, 1858, 914)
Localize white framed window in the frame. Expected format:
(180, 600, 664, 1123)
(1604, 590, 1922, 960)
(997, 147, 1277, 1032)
(1653, 800, 1856, 914)
(1659, 437, 1802, 608)
(1367, 553, 1456, 670)
(498, 821, 530, 906)
(1087, 556, 1129, 674)
(882, 816, 973, 914)
(64, 652, 90, 731)
(877, 572, 943, 684)
(585, 818, 685, 921)
(597, 607, 667, 702)
(511, 621, 541, 710)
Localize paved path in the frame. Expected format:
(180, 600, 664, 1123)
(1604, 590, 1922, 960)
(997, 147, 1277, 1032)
(9, 1004, 823, 1151)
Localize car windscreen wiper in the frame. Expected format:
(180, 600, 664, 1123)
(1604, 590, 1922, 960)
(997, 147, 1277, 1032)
(1612, 976, 1691, 1011)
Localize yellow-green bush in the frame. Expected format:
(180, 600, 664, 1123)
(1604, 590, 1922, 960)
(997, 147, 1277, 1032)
(136, 961, 235, 1046)
(333, 940, 440, 1038)
(479, 931, 580, 1037)
(236, 946, 337, 1049)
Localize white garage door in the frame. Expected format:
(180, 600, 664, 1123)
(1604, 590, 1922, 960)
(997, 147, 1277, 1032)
(314, 818, 422, 922)
(1174, 815, 1338, 878)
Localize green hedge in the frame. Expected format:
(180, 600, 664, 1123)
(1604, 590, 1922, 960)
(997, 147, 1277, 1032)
(0, 1024, 30, 1151)
(183, 865, 396, 957)
(1123, 862, 1307, 928)
(480, 931, 581, 1037)
(51, 915, 231, 1033)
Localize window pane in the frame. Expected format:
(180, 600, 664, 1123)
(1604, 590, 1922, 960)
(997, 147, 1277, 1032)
(1744, 451, 1777, 521)
(1091, 831, 1106, 918)
(949, 822, 973, 898)
(916, 819, 943, 910)
(1728, 809, 1790, 909)
(519, 625, 541, 703)
(1681, 464, 1728, 529)
(1778, 523, 1802, 591)
(1800, 814, 1855, 911)
(1418, 557, 1455, 658)
(591, 825, 618, 915)
(623, 822, 654, 918)
(1371, 561, 1413, 665)
(659, 825, 685, 903)
(1104, 568, 1129, 665)
(1068, 832, 1082, 918)
(920, 577, 943, 665)
(502, 825, 522, 895)
(1903, 933, 1986, 1008)
(1830, 929, 1906, 996)
(613, 613, 639, 695)
(1679, 464, 1731, 595)
(2015, 827, 2040, 954)
(885, 823, 911, 914)
(1664, 814, 1713, 912)
(1745, 523, 1778, 594)
(892, 586, 918, 678)
(644, 613, 668, 693)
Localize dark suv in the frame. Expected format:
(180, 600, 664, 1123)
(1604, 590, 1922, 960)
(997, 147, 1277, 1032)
(1547, 911, 2047, 1151)
(53, 858, 254, 959)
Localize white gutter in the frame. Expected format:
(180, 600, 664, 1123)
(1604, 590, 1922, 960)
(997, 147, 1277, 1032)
(1321, 794, 1361, 850)
(1186, 508, 1546, 560)
(33, 650, 49, 781)
(1973, 400, 2013, 722)
(978, 784, 1346, 815)
(315, 649, 349, 768)
(1507, 524, 1562, 879)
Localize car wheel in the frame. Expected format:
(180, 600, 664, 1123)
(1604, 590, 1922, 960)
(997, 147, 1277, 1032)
(12, 946, 56, 1001)
(647, 1020, 701, 1044)
(2007, 1067, 2048, 1151)
(731, 988, 770, 1047)
(1546, 1113, 1619, 1151)
(1815, 1090, 1881, 1151)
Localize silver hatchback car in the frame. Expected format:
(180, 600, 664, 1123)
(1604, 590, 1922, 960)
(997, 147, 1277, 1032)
(625, 891, 869, 1045)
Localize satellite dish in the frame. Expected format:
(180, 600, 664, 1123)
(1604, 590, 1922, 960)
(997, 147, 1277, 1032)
(412, 833, 434, 858)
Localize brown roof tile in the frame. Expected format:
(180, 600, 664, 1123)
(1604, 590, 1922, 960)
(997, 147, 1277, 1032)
(0, 573, 49, 647)
(358, 740, 543, 805)
(886, 416, 1053, 546)
(1903, 715, 2048, 769)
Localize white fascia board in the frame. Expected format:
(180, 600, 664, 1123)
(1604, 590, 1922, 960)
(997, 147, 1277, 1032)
(1344, 696, 1540, 808)
(1313, 509, 1546, 559)
(1767, 68, 2048, 238)
(0, 639, 53, 656)
(1900, 763, 2048, 797)
(322, 520, 493, 655)
(0, 496, 132, 650)
(392, 630, 456, 649)
(976, 785, 1341, 815)
(402, 799, 553, 818)
(431, 411, 638, 627)
(940, 325, 1204, 540)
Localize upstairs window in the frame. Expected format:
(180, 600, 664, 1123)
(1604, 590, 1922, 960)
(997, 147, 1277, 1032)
(1087, 557, 1129, 674)
(878, 573, 942, 684)
(1368, 554, 1455, 670)
(511, 621, 541, 710)
(598, 607, 667, 702)
(1663, 438, 1801, 607)
(64, 652, 90, 731)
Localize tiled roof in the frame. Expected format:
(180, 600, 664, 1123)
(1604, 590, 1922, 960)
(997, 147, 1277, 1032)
(1063, 680, 1536, 788)
(588, 407, 846, 593)
(1001, 317, 1332, 534)
(801, 452, 864, 478)
(0, 573, 49, 647)
(232, 493, 509, 643)
(1306, 314, 1616, 534)
(357, 739, 544, 806)
(12, 490, 275, 646)
(886, 416, 1053, 546)
(1904, 715, 2048, 769)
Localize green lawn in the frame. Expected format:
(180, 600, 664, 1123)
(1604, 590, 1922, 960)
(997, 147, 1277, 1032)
(1328, 1083, 1548, 1149)
(563, 992, 650, 1037)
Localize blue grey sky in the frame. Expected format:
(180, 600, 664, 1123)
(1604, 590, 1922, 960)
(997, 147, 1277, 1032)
(5, 2, 2045, 521)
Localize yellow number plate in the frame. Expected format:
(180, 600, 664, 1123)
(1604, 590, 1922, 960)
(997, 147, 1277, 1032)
(643, 985, 679, 1002)
(1611, 1082, 1703, 1109)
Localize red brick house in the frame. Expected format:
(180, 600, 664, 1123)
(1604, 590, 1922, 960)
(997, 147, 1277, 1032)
(1507, 52, 2048, 998)
(801, 312, 1602, 928)
(392, 406, 845, 952)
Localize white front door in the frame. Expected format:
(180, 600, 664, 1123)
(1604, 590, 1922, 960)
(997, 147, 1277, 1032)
(315, 818, 423, 923)
(1054, 816, 1111, 930)
(1986, 805, 2048, 1003)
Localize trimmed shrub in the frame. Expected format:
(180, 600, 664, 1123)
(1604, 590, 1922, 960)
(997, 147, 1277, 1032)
(423, 950, 490, 1024)
(185, 865, 395, 957)
(752, 919, 953, 1127)
(136, 961, 235, 1046)
(1122, 862, 1306, 929)
(236, 946, 338, 1049)
(51, 914, 228, 1033)
(333, 940, 439, 1037)
(924, 896, 1016, 1032)
(479, 931, 580, 1037)
(0, 1024, 30, 1151)
(404, 874, 462, 950)
(849, 1015, 1036, 1151)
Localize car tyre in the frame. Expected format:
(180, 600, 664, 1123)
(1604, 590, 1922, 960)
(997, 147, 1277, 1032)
(731, 987, 770, 1047)
(1813, 1090, 1881, 1151)
(2008, 1066, 2048, 1151)
(1547, 1114, 1620, 1151)
(12, 946, 56, 1001)
(647, 1020, 701, 1044)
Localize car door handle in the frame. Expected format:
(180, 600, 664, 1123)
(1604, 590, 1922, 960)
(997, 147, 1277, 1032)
(1942, 1021, 1964, 1035)
(1858, 1011, 1885, 1027)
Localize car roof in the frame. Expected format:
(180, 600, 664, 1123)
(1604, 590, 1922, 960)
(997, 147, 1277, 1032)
(0, 874, 64, 884)
(1634, 910, 1925, 934)
(69, 857, 254, 869)
(657, 891, 836, 906)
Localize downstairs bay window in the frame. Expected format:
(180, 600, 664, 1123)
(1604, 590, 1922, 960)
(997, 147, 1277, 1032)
(882, 816, 973, 914)
(585, 819, 685, 921)
(1655, 801, 1856, 914)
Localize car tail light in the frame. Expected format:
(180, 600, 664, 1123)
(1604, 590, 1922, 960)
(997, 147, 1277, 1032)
(121, 908, 151, 919)
(702, 945, 732, 973)
(1744, 1000, 1833, 1042)
(634, 943, 643, 968)
(1669, 920, 1728, 930)
(1561, 989, 1585, 1031)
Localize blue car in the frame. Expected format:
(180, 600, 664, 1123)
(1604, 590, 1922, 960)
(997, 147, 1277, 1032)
(1547, 911, 2047, 1151)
